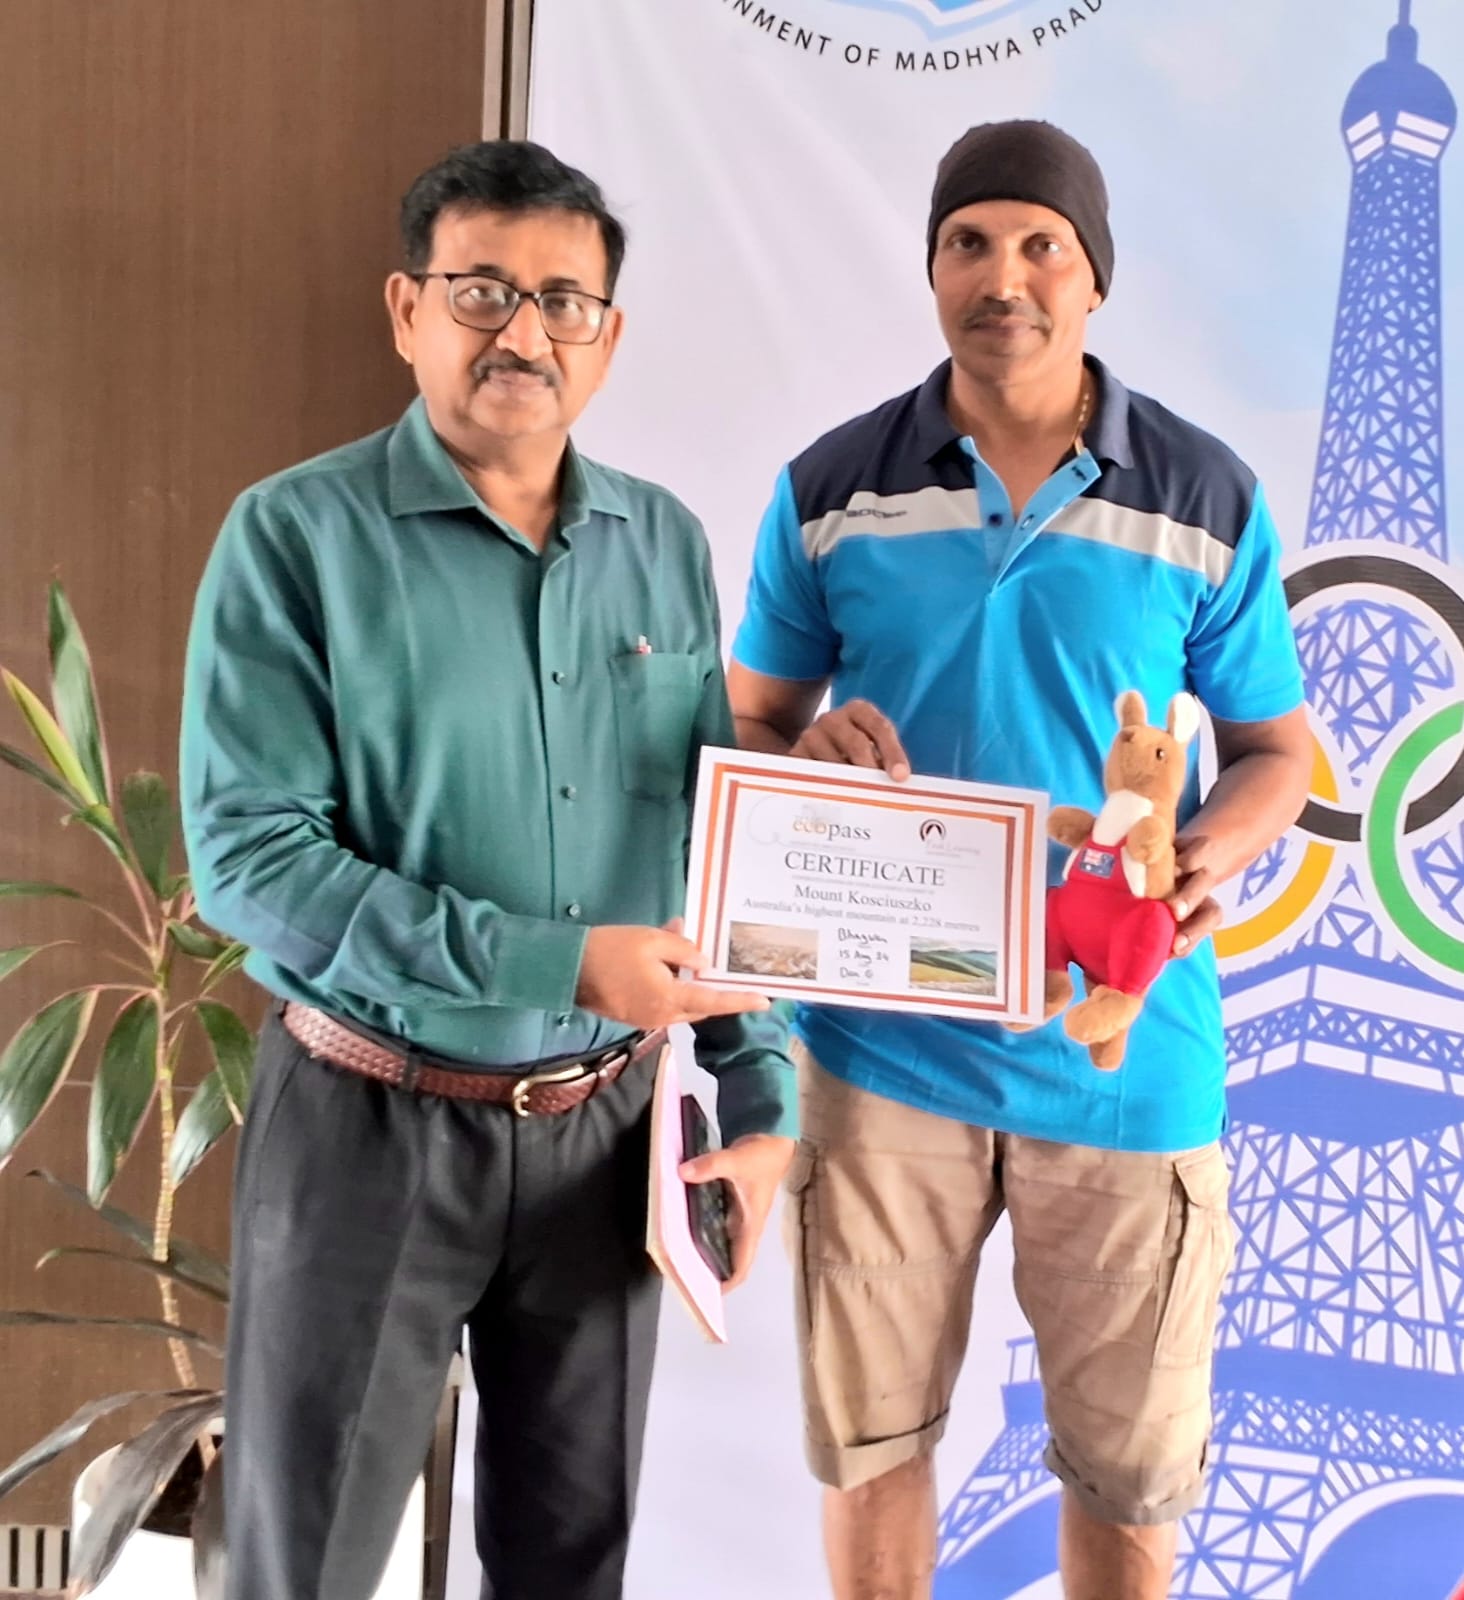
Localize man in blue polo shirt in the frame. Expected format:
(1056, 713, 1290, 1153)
(729, 121, 1312, 1599)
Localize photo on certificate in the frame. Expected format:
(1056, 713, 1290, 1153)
(908, 938, 999, 997)
(684, 748, 1048, 1025)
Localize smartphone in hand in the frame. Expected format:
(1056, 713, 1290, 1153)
(681, 1094, 733, 1281)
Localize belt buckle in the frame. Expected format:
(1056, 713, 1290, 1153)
(510, 1059, 596, 1118)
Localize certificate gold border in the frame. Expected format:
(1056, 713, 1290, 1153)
(688, 754, 1042, 1019)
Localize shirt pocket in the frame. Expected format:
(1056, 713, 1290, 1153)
(608, 651, 702, 801)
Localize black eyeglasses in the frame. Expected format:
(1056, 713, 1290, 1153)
(413, 272, 612, 345)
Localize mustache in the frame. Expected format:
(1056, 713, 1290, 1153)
(959, 298, 1051, 331)
(471, 352, 559, 388)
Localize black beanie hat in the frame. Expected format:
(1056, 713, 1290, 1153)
(925, 120, 1114, 298)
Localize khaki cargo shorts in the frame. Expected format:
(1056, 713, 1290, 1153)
(785, 1042, 1235, 1525)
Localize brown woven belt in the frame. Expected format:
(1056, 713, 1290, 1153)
(281, 1003, 665, 1116)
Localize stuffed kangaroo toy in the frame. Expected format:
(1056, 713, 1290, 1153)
(1039, 690, 1200, 1070)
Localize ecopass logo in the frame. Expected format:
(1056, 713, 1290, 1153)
(792, 813, 872, 842)
(719, 0, 1108, 72)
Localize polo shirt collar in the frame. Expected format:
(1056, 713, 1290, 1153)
(386, 396, 631, 524)
(912, 353, 1135, 471)
(1084, 354, 1135, 469)
(914, 361, 963, 462)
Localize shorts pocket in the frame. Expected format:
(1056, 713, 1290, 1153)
(1153, 1146, 1234, 1370)
(609, 651, 702, 800)
(784, 1140, 820, 1348)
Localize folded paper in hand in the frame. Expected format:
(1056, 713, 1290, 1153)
(646, 1045, 728, 1344)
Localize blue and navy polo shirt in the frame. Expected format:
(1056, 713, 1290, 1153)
(732, 356, 1304, 1153)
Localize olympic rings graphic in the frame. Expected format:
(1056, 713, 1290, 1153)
(1215, 552, 1464, 966)
(1287, 555, 1464, 842)
(1214, 740, 1338, 960)
(1367, 701, 1464, 971)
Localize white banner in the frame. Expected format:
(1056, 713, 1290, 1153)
(526, 2, 1464, 1595)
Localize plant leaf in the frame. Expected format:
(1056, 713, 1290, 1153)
(0, 740, 125, 863)
(87, 996, 161, 1204)
(0, 878, 82, 900)
(0, 739, 82, 804)
(192, 1444, 227, 1599)
(26, 1168, 231, 1298)
(200, 941, 249, 992)
(65, 800, 132, 865)
(69, 1393, 224, 1593)
(0, 944, 61, 982)
(36, 1246, 229, 1305)
(197, 1001, 255, 1119)
(120, 772, 174, 897)
(47, 581, 111, 808)
(171, 1071, 237, 1186)
(2, 668, 98, 804)
(167, 921, 230, 961)
(0, 1389, 207, 1505)
(0, 990, 98, 1166)
(0, 1311, 223, 1356)
(162, 872, 191, 899)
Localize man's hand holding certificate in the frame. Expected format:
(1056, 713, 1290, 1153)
(683, 743, 1047, 1025)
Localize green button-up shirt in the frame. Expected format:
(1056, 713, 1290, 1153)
(181, 398, 795, 1141)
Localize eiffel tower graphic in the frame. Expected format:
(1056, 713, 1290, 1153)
(936, 6, 1464, 1595)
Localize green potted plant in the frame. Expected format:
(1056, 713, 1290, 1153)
(0, 582, 250, 1594)
(0, 585, 437, 1599)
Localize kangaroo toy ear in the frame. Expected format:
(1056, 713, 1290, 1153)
(1166, 693, 1201, 746)
(1114, 690, 1147, 728)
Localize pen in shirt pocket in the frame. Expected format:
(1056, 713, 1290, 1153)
(634, 635, 653, 655)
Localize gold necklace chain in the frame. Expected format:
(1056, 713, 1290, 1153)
(1072, 370, 1094, 453)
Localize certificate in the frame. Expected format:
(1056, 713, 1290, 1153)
(683, 748, 1047, 1024)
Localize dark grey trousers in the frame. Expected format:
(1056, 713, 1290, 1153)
(224, 1013, 662, 1600)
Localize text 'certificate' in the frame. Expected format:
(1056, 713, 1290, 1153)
(683, 749, 1047, 1024)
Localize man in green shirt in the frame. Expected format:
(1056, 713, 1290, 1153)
(181, 140, 796, 1600)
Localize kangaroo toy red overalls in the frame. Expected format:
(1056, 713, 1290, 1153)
(1045, 826, 1177, 996)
